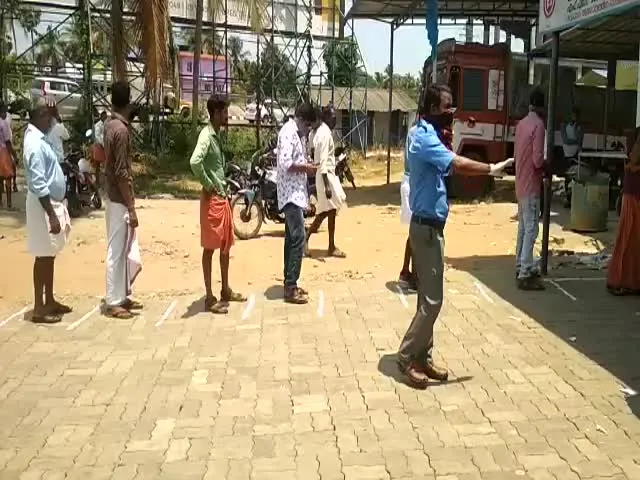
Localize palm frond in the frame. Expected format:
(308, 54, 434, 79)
(129, 0, 172, 93)
(208, 0, 266, 33)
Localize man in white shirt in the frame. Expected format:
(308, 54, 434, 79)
(305, 104, 347, 257)
(94, 110, 107, 146)
(46, 105, 70, 163)
(561, 107, 584, 207)
(276, 103, 318, 304)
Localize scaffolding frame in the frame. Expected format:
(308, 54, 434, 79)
(0, 0, 368, 154)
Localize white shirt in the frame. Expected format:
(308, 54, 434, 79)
(46, 120, 70, 163)
(313, 122, 336, 174)
(94, 119, 105, 146)
(562, 123, 580, 158)
(276, 119, 308, 211)
(0, 116, 12, 148)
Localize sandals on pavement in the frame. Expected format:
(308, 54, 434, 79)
(48, 301, 73, 315)
(122, 298, 144, 310)
(205, 296, 229, 315)
(328, 248, 346, 258)
(104, 306, 135, 319)
(220, 290, 247, 303)
(31, 313, 62, 324)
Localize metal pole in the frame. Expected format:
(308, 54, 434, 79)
(192, 0, 204, 129)
(540, 31, 559, 276)
(386, 24, 395, 185)
(85, 0, 94, 131)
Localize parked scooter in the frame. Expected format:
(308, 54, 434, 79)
(62, 129, 102, 218)
(230, 144, 316, 240)
(335, 144, 356, 189)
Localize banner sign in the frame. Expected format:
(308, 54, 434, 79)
(539, 0, 640, 33)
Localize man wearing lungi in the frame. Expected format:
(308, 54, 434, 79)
(0, 102, 18, 209)
(103, 81, 142, 319)
(190, 94, 246, 314)
(305, 104, 347, 257)
(24, 98, 72, 324)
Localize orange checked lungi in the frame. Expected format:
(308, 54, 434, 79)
(200, 190, 234, 253)
(0, 147, 14, 178)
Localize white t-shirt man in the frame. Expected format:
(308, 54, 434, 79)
(46, 119, 71, 163)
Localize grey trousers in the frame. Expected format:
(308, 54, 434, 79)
(398, 222, 445, 366)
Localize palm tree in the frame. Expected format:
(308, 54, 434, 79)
(102, 0, 174, 96)
(227, 36, 247, 80)
(182, 28, 222, 55)
(1, 0, 41, 55)
(62, 15, 89, 64)
(35, 26, 65, 74)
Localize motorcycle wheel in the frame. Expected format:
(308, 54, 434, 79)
(91, 192, 102, 210)
(67, 198, 82, 218)
(231, 194, 264, 240)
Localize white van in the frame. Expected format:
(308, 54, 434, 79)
(30, 77, 83, 118)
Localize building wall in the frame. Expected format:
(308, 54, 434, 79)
(334, 109, 416, 148)
(179, 53, 229, 103)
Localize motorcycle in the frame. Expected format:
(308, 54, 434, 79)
(230, 146, 316, 240)
(62, 129, 102, 218)
(335, 144, 356, 189)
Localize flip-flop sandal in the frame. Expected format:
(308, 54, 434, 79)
(49, 302, 73, 314)
(221, 290, 247, 303)
(328, 249, 347, 258)
(208, 301, 229, 315)
(122, 299, 144, 310)
(31, 313, 62, 324)
(104, 307, 135, 319)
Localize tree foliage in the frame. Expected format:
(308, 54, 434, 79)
(322, 38, 367, 88)
(0, 0, 41, 56)
(240, 39, 298, 102)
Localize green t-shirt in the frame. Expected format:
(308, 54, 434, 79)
(189, 124, 227, 196)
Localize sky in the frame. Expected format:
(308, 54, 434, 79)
(14, 0, 525, 77)
(352, 20, 525, 76)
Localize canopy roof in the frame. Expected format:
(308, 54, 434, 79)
(346, 0, 539, 25)
(533, 10, 640, 61)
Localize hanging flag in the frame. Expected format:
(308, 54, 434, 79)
(426, 0, 439, 84)
(426, 0, 439, 53)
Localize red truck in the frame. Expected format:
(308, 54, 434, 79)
(423, 39, 634, 198)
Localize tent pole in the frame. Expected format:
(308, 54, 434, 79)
(386, 23, 395, 185)
(541, 31, 560, 276)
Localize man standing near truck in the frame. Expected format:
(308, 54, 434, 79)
(514, 88, 546, 291)
(396, 84, 513, 388)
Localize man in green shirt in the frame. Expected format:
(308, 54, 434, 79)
(190, 94, 246, 314)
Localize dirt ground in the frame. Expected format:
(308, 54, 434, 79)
(0, 168, 617, 310)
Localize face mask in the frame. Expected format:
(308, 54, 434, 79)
(426, 110, 454, 131)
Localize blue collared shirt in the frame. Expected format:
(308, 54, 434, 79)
(408, 119, 455, 223)
(23, 124, 66, 201)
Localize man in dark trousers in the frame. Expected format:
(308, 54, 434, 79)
(397, 84, 513, 388)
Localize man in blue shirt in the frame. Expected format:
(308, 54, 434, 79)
(397, 85, 513, 388)
(24, 97, 72, 324)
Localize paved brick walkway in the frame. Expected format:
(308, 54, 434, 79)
(0, 270, 639, 479)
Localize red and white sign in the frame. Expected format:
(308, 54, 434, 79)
(538, 0, 640, 33)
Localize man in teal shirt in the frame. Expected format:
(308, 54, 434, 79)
(190, 94, 246, 314)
